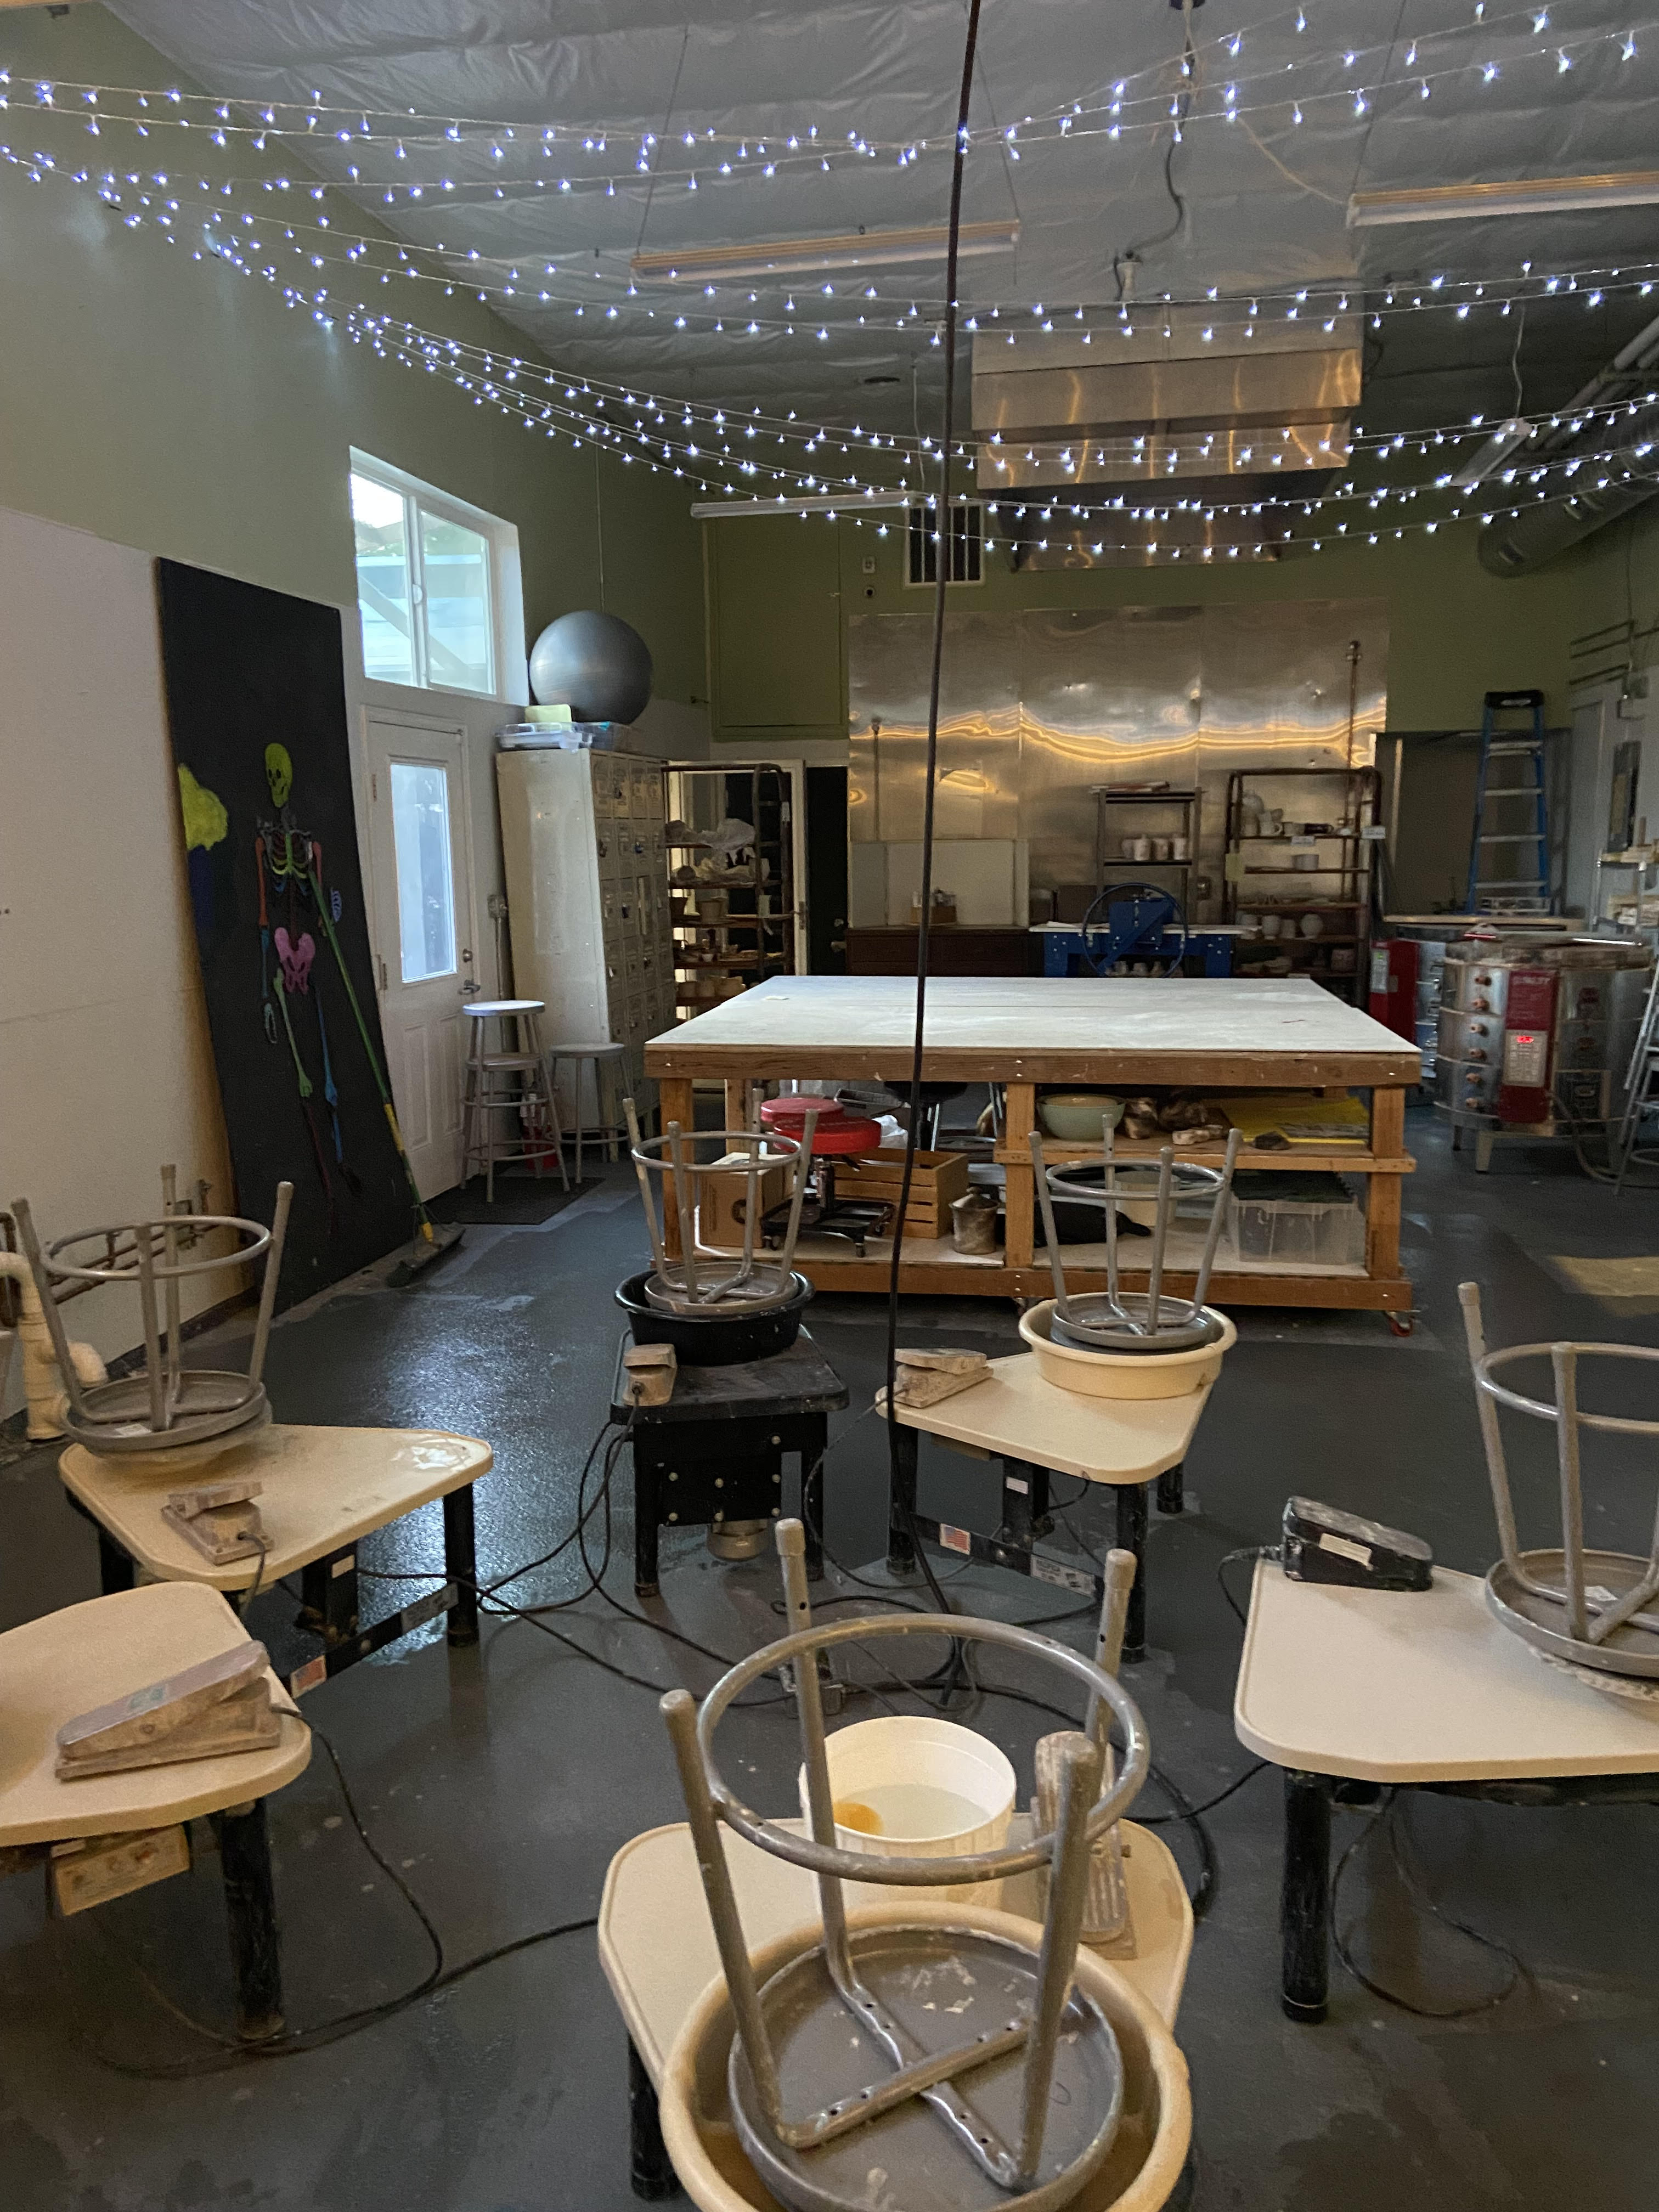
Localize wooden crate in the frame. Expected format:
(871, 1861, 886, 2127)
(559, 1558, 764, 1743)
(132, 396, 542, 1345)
(697, 1154, 788, 1251)
(834, 1150, 972, 1237)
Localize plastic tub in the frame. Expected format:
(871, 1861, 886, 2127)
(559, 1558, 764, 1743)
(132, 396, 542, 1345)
(800, 1715, 1016, 1908)
(658, 1902, 1193, 2212)
(1228, 1172, 1363, 1269)
(1018, 1301, 1235, 1400)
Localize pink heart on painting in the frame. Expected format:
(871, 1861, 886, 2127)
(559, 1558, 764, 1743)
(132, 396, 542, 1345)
(274, 927, 315, 994)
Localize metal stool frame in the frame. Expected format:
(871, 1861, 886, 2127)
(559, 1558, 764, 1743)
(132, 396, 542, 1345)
(1460, 1280, 1659, 1650)
(460, 1001, 569, 1204)
(10, 1182, 291, 1452)
(549, 1041, 630, 1183)
(1029, 1122, 1240, 1346)
(625, 1102, 816, 1314)
(661, 1520, 1149, 2203)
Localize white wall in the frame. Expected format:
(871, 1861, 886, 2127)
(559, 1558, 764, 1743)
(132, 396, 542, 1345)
(0, 507, 233, 1404)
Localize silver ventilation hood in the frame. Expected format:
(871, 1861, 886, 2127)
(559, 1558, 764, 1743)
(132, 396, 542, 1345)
(973, 311, 1360, 566)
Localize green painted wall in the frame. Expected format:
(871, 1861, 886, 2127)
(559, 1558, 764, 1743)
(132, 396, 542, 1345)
(0, 6, 706, 702)
(709, 507, 1594, 744)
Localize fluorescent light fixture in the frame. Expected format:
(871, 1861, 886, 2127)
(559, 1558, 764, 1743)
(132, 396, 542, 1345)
(689, 492, 913, 518)
(1450, 417, 1534, 488)
(1348, 172, 1659, 227)
(633, 222, 1018, 284)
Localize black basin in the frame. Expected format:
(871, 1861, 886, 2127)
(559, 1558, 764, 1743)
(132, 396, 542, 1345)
(616, 1270, 814, 1365)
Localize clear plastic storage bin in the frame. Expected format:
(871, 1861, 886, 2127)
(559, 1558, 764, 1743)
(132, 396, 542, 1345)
(1228, 1171, 1365, 1268)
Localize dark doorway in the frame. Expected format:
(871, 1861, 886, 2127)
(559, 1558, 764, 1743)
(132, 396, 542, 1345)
(805, 766, 849, 974)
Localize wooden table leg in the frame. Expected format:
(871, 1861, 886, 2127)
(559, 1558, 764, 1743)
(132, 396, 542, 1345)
(658, 1077, 695, 1259)
(1367, 1087, 1406, 1296)
(443, 1485, 479, 1646)
(1004, 1082, 1036, 1271)
(723, 1077, 753, 1133)
(628, 2035, 678, 2199)
(1115, 1481, 1149, 1659)
(1282, 1768, 1333, 2023)
(214, 1797, 284, 2041)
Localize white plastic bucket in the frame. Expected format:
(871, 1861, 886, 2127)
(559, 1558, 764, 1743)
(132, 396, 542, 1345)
(798, 1714, 1017, 1908)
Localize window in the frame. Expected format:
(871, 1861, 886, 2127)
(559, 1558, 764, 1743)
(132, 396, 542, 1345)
(349, 454, 520, 697)
(907, 501, 984, 586)
(388, 759, 458, 981)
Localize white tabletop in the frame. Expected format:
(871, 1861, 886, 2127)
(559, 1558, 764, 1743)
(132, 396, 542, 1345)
(1235, 1560, 1659, 1783)
(599, 1815, 1192, 2089)
(879, 1353, 1211, 1485)
(646, 975, 1420, 1086)
(0, 1582, 309, 1846)
(59, 1424, 493, 1589)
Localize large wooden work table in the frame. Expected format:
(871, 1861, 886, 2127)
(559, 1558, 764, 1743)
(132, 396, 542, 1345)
(645, 975, 1420, 1320)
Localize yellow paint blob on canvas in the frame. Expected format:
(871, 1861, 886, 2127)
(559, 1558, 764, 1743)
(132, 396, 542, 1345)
(177, 764, 228, 853)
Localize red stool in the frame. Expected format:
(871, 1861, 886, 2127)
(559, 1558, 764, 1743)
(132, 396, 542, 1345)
(758, 1098, 894, 1255)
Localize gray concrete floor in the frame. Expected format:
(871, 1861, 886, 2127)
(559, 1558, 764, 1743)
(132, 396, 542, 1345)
(4, 1109, 1659, 2209)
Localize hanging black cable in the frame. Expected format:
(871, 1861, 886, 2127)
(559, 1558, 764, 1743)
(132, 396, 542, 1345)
(883, 0, 984, 1658)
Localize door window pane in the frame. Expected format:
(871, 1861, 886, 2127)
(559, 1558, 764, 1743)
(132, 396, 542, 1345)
(419, 508, 493, 693)
(351, 472, 416, 685)
(389, 760, 458, 982)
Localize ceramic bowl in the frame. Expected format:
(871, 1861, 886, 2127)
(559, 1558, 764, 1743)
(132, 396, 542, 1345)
(1040, 1092, 1127, 1142)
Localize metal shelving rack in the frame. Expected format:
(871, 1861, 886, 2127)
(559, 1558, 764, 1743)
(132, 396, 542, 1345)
(1092, 786, 1200, 895)
(1223, 765, 1383, 1003)
(666, 764, 795, 1019)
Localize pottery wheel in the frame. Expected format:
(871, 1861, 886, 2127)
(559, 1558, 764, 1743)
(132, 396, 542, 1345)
(1486, 1549, 1659, 1679)
(729, 1925, 1123, 2212)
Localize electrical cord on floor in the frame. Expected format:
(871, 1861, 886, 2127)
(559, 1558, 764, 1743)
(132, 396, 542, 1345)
(1217, 1543, 1277, 1627)
(80, 1720, 597, 2079)
(1330, 1787, 1529, 2019)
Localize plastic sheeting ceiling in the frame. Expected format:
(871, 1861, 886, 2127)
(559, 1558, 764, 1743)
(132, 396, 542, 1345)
(106, 0, 1657, 431)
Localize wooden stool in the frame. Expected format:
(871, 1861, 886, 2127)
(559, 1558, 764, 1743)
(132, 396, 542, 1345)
(549, 1040, 629, 1182)
(461, 1000, 568, 1204)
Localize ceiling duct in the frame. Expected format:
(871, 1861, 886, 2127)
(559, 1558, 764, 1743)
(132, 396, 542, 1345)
(972, 311, 1361, 530)
(1479, 312, 1659, 576)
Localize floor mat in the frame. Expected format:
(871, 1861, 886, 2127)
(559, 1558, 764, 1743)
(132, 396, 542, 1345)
(428, 1172, 596, 1226)
(1540, 1253, 1659, 1312)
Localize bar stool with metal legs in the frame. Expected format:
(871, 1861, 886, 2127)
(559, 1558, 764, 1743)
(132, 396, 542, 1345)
(548, 1040, 629, 1184)
(461, 1000, 569, 1204)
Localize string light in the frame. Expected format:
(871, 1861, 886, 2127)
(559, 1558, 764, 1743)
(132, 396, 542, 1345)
(5, 8, 1656, 561)
(1, 7, 1650, 202)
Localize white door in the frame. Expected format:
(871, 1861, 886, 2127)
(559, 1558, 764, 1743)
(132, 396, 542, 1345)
(365, 713, 476, 1198)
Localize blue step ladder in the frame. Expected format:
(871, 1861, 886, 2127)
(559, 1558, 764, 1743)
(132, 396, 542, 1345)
(1465, 689, 1552, 913)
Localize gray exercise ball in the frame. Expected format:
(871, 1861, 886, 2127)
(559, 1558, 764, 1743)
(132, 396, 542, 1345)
(529, 610, 653, 724)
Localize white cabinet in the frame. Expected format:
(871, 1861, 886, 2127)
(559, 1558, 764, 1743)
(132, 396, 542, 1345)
(496, 748, 675, 1123)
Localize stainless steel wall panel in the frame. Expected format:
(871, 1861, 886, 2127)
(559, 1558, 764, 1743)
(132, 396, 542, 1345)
(845, 598, 1389, 924)
(1019, 608, 1202, 894)
(847, 612, 1020, 847)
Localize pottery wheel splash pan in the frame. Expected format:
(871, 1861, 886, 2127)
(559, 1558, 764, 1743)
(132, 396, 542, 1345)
(730, 1925, 1125, 2212)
